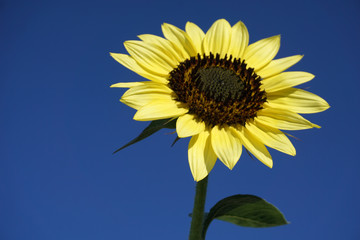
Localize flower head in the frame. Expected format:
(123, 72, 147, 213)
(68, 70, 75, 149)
(111, 19, 329, 181)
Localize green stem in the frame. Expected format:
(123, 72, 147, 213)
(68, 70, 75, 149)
(189, 176, 208, 240)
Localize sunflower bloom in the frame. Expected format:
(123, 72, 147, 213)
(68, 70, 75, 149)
(111, 19, 329, 181)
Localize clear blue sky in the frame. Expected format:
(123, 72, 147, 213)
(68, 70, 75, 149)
(1, 0, 359, 239)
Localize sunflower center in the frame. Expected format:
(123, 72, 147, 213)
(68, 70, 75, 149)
(168, 53, 267, 127)
(196, 67, 244, 102)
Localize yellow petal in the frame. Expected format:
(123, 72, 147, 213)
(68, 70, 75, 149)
(110, 53, 168, 84)
(256, 55, 303, 79)
(121, 92, 172, 110)
(243, 35, 280, 71)
(234, 126, 273, 168)
(134, 99, 188, 121)
(256, 107, 318, 130)
(124, 40, 175, 75)
(110, 82, 145, 88)
(121, 95, 169, 110)
(121, 82, 173, 110)
(203, 19, 232, 58)
(267, 88, 330, 113)
(176, 114, 206, 138)
(211, 125, 242, 170)
(228, 21, 249, 59)
(123, 81, 171, 96)
(137, 34, 184, 63)
(161, 23, 196, 58)
(185, 22, 205, 55)
(262, 71, 314, 93)
(188, 131, 217, 182)
(246, 122, 296, 156)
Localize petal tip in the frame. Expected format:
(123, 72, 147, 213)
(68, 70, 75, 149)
(133, 111, 144, 121)
(275, 35, 281, 43)
(271, 34, 281, 44)
(123, 40, 134, 48)
(228, 165, 235, 170)
(177, 131, 189, 138)
(262, 157, 273, 168)
(268, 161, 274, 168)
(109, 52, 120, 60)
(161, 22, 171, 29)
(110, 83, 126, 88)
(218, 18, 228, 22)
(234, 20, 245, 25)
(193, 174, 207, 182)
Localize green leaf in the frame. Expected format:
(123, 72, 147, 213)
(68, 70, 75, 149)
(113, 118, 177, 154)
(203, 194, 288, 237)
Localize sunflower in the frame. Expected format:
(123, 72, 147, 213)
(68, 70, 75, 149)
(111, 19, 329, 181)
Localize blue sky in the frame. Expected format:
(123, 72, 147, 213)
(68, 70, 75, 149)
(1, 0, 359, 239)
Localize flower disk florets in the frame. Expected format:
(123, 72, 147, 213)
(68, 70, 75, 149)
(168, 53, 267, 127)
